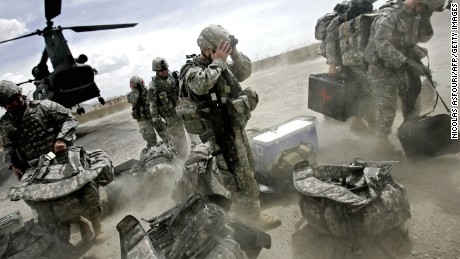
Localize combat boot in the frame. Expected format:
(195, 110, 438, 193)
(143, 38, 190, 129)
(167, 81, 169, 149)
(91, 216, 107, 244)
(77, 216, 95, 242)
(251, 212, 282, 230)
(374, 136, 402, 156)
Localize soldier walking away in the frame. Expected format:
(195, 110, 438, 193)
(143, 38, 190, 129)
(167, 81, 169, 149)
(0, 80, 105, 243)
(364, 0, 442, 155)
(324, 0, 377, 134)
(128, 76, 167, 148)
(148, 57, 188, 159)
(178, 24, 281, 229)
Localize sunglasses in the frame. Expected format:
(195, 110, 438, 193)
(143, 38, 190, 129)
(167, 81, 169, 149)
(0, 95, 18, 107)
(156, 68, 167, 72)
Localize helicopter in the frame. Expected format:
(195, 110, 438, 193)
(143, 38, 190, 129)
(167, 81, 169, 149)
(0, 0, 137, 115)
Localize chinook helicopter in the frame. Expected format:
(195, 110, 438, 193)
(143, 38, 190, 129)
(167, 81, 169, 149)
(0, 0, 137, 114)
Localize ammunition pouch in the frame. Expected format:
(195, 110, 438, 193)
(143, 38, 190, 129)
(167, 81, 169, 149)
(229, 96, 252, 128)
(132, 105, 152, 120)
(175, 97, 206, 134)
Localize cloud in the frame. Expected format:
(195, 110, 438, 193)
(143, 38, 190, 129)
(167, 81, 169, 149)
(0, 19, 28, 42)
(90, 54, 130, 75)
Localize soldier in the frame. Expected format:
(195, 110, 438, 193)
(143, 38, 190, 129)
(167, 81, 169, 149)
(364, 0, 441, 154)
(129, 75, 167, 148)
(0, 80, 104, 242)
(178, 24, 281, 229)
(148, 57, 187, 159)
(325, 0, 377, 134)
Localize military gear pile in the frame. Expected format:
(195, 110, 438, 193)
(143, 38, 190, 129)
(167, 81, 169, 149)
(293, 159, 410, 237)
(0, 220, 73, 259)
(117, 193, 271, 259)
(9, 147, 114, 201)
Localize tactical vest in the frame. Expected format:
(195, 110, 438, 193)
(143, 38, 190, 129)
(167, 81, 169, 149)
(176, 57, 243, 135)
(131, 86, 152, 120)
(153, 74, 180, 118)
(5, 101, 64, 164)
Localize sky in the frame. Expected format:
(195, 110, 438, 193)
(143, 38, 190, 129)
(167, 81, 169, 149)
(0, 0, 388, 104)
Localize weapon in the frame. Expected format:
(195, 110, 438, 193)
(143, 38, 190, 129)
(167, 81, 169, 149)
(199, 90, 240, 190)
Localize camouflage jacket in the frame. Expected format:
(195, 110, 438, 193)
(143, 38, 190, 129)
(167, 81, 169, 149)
(0, 97, 78, 169)
(148, 73, 179, 119)
(128, 84, 151, 120)
(364, 2, 433, 69)
(179, 51, 252, 129)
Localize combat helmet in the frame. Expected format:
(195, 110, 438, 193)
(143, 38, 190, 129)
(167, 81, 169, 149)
(152, 57, 169, 72)
(129, 76, 144, 88)
(197, 24, 232, 51)
(0, 80, 22, 106)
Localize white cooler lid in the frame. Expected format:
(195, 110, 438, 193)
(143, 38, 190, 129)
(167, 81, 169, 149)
(252, 119, 313, 143)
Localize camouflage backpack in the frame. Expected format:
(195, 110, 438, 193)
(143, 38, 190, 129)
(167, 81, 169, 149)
(175, 59, 207, 135)
(293, 159, 411, 237)
(117, 193, 271, 259)
(0, 220, 73, 259)
(8, 147, 114, 201)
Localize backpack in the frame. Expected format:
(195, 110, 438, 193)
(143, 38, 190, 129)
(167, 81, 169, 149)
(9, 147, 114, 201)
(315, 12, 338, 41)
(117, 193, 271, 259)
(0, 220, 74, 259)
(175, 59, 207, 135)
(338, 13, 377, 67)
(294, 159, 411, 238)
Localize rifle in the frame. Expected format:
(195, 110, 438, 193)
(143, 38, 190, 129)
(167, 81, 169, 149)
(199, 89, 240, 190)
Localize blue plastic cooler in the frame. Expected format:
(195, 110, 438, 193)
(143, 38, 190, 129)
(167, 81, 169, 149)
(250, 116, 318, 174)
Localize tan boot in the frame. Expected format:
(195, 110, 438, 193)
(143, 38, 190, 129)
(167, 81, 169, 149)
(251, 212, 281, 230)
(91, 216, 107, 244)
(374, 136, 402, 156)
(77, 216, 95, 242)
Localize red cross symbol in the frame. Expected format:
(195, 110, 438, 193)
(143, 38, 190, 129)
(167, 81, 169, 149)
(319, 86, 331, 103)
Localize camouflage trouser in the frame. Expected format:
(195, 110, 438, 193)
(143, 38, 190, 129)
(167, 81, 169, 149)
(137, 119, 158, 147)
(165, 115, 188, 159)
(210, 126, 261, 217)
(368, 65, 417, 137)
(25, 181, 102, 241)
(348, 65, 376, 127)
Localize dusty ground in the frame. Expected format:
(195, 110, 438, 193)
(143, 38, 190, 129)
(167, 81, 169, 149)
(0, 11, 459, 259)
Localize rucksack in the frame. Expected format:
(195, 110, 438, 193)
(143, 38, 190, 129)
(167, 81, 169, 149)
(175, 60, 207, 135)
(315, 12, 338, 41)
(294, 159, 411, 237)
(117, 193, 271, 259)
(0, 220, 74, 259)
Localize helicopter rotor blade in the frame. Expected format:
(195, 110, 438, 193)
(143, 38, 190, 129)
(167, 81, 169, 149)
(0, 31, 41, 44)
(45, 0, 62, 22)
(61, 23, 138, 33)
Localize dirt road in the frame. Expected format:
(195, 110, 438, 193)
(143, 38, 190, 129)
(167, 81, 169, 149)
(0, 11, 458, 259)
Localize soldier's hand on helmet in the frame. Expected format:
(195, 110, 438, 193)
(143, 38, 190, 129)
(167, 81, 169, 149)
(406, 59, 430, 76)
(11, 165, 24, 181)
(211, 40, 233, 62)
(54, 139, 67, 153)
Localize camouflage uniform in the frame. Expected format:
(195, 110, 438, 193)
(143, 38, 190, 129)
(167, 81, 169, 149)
(364, 2, 434, 137)
(148, 72, 187, 158)
(180, 47, 262, 217)
(0, 97, 78, 170)
(325, 0, 376, 129)
(128, 79, 166, 147)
